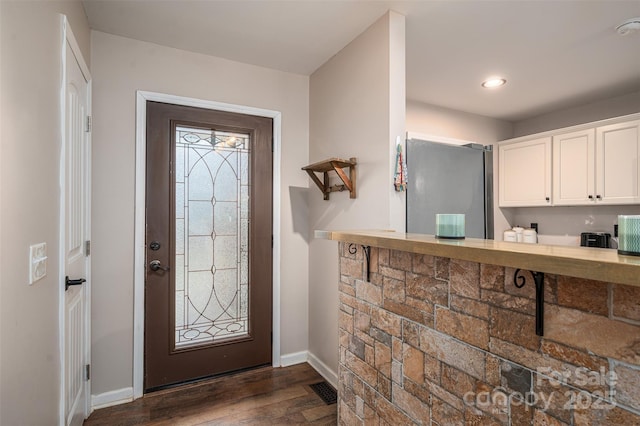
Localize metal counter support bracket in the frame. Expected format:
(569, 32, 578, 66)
(513, 269, 545, 336)
(348, 244, 371, 282)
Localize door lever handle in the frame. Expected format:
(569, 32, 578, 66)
(149, 260, 170, 272)
(65, 276, 86, 291)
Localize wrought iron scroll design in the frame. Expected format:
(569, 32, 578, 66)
(513, 269, 545, 336)
(348, 244, 371, 282)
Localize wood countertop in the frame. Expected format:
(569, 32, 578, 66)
(317, 230, 640, 287)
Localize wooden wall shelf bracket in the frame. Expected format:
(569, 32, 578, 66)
(302, 157, 357, 200)
(513, 269, 545, 336)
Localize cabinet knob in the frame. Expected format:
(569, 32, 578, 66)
(588, 195, 594, 200)
(596, 195, 602, 200)
(545, 197, 550, 202)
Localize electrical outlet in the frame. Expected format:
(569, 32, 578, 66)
(29, 243, 47, 285)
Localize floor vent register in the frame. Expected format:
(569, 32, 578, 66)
(309, 381, 337, 405)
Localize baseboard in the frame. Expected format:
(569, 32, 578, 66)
(307, 351, 338, 389)
(91, 387, 134, 410)
(280, 350, 308, 367)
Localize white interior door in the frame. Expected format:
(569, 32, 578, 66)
(63, 28, 91, 426)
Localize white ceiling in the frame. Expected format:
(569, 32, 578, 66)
(83, 0, 640, 122)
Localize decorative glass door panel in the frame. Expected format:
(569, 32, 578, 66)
(145, 101, 271, 391)
(174, 126, 250, 349)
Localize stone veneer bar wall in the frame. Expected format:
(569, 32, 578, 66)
(337, 243, 640, 425)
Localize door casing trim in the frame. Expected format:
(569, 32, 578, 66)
(133, 91, 282, 399)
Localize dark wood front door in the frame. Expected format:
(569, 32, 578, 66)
(144, 101, 273, 391)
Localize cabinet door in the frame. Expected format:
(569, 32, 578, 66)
(499, 137, 552, 207)
(596, 120, 640, 205)
(552, 129, 595, 205)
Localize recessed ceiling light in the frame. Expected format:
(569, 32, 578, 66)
(482, 78, 507, 89)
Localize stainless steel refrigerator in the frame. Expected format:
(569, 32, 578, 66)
(406, 139, 493, 239)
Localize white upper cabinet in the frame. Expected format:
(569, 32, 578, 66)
(595, 120, 640, 205)
(553, 129, 595, 205)
(499, 136, 552, 207)
(499, 114, 640, 208)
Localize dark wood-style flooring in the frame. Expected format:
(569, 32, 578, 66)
(84, 363, 337, 425)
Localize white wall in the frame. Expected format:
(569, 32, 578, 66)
(0, 1, 90, 424)
(406, 100, 513, 146)
(90, 31, 309, 396)
(388, 13, 407, 233)
(503, 205, 640, 241)
(308, 11, 406, 380)
(513, 91, 640, 137)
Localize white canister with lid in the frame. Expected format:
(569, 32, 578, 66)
(503, 229, 517, 242)
(523, 228, 537, 243)
(513, 226, 524, 242)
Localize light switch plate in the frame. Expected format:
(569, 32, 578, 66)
(29, 243, 47, 285)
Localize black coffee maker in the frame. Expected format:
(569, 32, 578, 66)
(580, 232, 611, 248)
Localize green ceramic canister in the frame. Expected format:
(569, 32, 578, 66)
(436, 214, 465, 239)
(618, 215, 640, 256)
